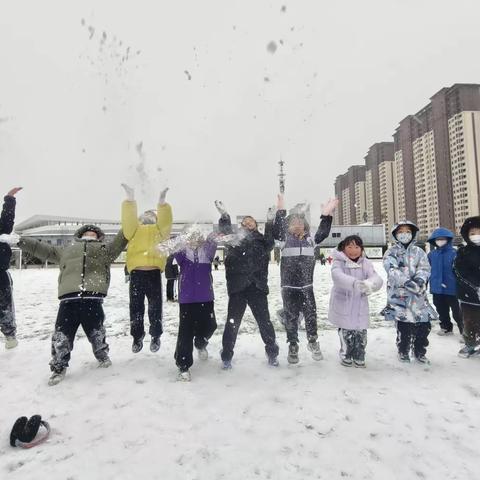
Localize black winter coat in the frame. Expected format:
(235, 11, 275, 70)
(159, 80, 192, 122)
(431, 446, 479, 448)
(219, 214, 274, 295)
(165, 254, 179, 280)
(0, 196, 16, 271)
(454, 216, 480, 305)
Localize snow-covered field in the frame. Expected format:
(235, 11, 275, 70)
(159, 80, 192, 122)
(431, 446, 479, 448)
(1, 263, 478, 480)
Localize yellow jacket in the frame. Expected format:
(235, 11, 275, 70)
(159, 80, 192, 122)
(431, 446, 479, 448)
(122, 201, 173, 273)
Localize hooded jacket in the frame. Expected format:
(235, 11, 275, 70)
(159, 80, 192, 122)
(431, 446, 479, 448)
(173, 235, 217, 304)
(382, 221, 435, 323)
(454, 216, 480, 305)
(219, 214, 274, 295)
(0, 196, 16, 271)
(427, 227, 457, 296)
(273, 210, 332, 288)
(328, 250, 383, 330)
(122, 201, 173, 273)
(18, 225, 127, 299)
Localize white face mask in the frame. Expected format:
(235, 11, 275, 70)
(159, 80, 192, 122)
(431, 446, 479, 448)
(469, 235, 480, 245)
(435, 239, 448, 248)
(396, 232, 412, 245)
(82, 235, 97, 241)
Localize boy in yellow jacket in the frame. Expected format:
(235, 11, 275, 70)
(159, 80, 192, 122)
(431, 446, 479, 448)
(122, 184, 173, 353)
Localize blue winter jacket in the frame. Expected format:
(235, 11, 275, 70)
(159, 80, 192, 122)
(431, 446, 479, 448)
(427, 228, 457, 296)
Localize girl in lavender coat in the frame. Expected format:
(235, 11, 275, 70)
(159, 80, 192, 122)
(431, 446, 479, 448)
(173, 230, 219, 381)
(328, 236, 383, 367)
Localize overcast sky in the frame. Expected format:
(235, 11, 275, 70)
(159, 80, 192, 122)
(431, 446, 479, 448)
(1, 0, 479, 224)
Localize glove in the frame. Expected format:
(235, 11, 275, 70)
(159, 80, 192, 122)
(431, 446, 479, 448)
(266, 206, 276, 222)
(404, 280, 421, 294)
(413, 277, 425, 288)
(214, 200, 228, 216)
(158, 187, 169, 205)
(121, 183, 135, 201)
(0, 233, 20, 246)
(321, 198, 339, 217)
(356, 279, 374, 296)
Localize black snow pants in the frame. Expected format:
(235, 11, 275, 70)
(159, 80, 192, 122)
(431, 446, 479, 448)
(129, 269, 163, 341)
(338, 328, 367, 361)
(0, 270, 15, 337)
(460, 303, 480, 348)
(166, 279, 176, 301)
(50, 298, 109, 373)
(282, 286, 318, 344)
(221, 284, 279, 362)
(396, 321, 431, 357)
(432, 294, 463, 334)
(174, 301, 217, 371)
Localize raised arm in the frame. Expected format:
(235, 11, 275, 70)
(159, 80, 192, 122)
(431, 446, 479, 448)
(314, 198, 337, 244)
(272, 194, 287, 241)
(105, 230, 128, 262)
(215, 201, 233, 235)
(18, 237, 61, 264)
(121, 184, 139, 240)
(0, 187, 22, 234)
(263, 206, 276, 251)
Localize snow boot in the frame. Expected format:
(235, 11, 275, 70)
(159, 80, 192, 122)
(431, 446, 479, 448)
(437, 329, 453, 336)
(5, 336, 18, 349)
(222, 359, 232, 370)
(307, 340, 323, 361)
(150, 336, 161, 353)
(287, 343, 299, 364)
(196, 347, 208, 361)
(132, 336, 144, 354)
(177, 369, 191, 382)
(415, 355, 430, 365)
(458, 345, 480, 358)
(98, 357, 112, 368)
(48, 369, 66, 386)
(267, 354, 279, 367)
(398, 352, 410, 363)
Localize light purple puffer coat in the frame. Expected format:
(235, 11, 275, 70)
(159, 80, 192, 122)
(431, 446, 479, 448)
(328, 250, 383, 330)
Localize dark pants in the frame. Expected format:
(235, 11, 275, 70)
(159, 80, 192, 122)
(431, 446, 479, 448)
(166, 279, 176, 301)
(50, 298, 109, 373)
(338, 328, 367, 361)
(460, 303, 480, 347)
(0, 271, 16, 337)
(396, 321, 431, 357)
(221, 284, 279, 362)
(282, 287, 318, 344)
(129, 270, 163, 341)
(432, 294, 463, 333)
(174, 302, 217, 371)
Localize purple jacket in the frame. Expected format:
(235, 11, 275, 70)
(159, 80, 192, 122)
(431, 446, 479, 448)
(173, 237, 217, 304)
(328, 250, 383, 330)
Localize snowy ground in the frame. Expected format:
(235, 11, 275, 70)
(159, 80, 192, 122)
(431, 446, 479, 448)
(1, 263, 479, 480)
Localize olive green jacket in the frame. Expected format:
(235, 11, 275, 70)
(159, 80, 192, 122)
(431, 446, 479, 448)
(18, 225, 127, 299)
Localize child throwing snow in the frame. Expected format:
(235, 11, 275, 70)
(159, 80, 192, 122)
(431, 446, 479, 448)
(328, 236, 382, 367)
(173, 230, 218, 382)
(453, 216, 480, 358)
(383, 221, 436, 364)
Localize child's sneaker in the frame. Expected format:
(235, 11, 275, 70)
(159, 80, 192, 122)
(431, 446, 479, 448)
(458, 345, 479, 358)
(177, 369, 191, 382)
(353, 359, 366, 368)
(98, 357, 112, 368)
(150, 336, 161, 353)
(197, 347, 208, 361)
(5, 336, 18, 349)
(287, 343, 299, 364)
(132, 336, 144, 353)
(307, 341, 323, 361)
(48, 369, 66, 386)
(398, 352, 410, 363)
(415, 355, 430, 365)
(341, 357, 353, 367)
